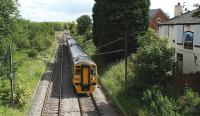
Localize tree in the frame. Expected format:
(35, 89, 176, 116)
(69, 21, 77, 34)
(63, 22, 69, 30)
(192, 4, 200, 18)
(76, 15, 92, 35)
(92, 0, 150, 59)
(130, 29, 175, 95)
(0, 0, 18, 55)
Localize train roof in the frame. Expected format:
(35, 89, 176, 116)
(70, 44, 85, 58)
(68, 38, 77, 45)
(74, 58, 96, 66)
(68, 38, 96, 65)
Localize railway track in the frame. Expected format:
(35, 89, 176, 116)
(39, 41, 115, 116)
(78, 93, 101, 116)
(41, 43, 63, 116)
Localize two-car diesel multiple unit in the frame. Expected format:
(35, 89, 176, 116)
(67, 37, 98, 94)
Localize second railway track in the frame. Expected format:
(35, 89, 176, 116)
(41, 43, 64, 116)
(40, 41, 116, 116)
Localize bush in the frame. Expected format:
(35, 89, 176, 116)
(130, 30, 175, 95)
(14, 73, 31, 108)
(15, 37, 30, 49)
(74, 35, 84, 45)
(27, 49, 37, 58)
(143, 86, 200, 116)
(143, 85, 176, 116)
(175, 89, 200, 115)
(85, 30, 92, 41)
(0, 80, 10, 106)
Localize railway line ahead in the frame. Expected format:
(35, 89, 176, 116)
(29, 40, 119, 116)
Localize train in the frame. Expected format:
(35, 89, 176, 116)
(66, 36, 98, 94)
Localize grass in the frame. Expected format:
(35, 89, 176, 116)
(0, 39, 57, 116)
(99, 58, 146, 116)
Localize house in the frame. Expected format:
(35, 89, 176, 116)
(158, 3, 200, 74)
(149, 8, 169, 32)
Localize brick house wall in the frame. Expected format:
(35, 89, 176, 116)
(150, 9, 169, 32)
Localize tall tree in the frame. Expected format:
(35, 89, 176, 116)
(93, 0, 150, 59)
(0, 0, 18, 55)
(192, 4, 200, 18)
(76, 15, 92, 35)
(69, 21, 77, 34)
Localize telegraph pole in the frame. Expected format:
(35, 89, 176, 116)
(124, 31, 128, 91)
(9, 44, 14, 107)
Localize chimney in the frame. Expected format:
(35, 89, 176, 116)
(174, 3, 183, 17)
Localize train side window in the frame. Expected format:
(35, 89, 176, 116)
(75, 68, 80, 75)
(91, 67, 96, 75)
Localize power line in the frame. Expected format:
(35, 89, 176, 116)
(96, 38, 123, 50)
(92, 49, 125, 56)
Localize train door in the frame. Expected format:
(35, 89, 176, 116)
(81, 65, 90, 91)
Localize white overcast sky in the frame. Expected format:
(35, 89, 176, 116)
(18, 0, 200, 22)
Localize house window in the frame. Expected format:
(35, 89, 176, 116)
(184, 31, 194, 49)
(157, 18, 161, 23)
(177, 53, 183, 74)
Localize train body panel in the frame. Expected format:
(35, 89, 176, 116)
(67, 37, 98, 94)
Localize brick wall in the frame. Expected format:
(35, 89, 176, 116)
(150, 10, 169, 32)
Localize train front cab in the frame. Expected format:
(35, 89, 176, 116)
(73, 62, 98, 94)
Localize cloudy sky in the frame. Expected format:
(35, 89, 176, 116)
(18, 0, 200, 22)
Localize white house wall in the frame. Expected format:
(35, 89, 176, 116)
(159, 26, 168, 38)
(176, 25, 183, 44)
(194, 25, 200, 46)
(159, 24, 200, 74)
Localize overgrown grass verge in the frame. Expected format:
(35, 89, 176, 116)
(0, 39, 57, 116)
(98, 58, 147, 116)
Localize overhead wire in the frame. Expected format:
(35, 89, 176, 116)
(96, 38, 124, 50)
(92, 49, 125, 56)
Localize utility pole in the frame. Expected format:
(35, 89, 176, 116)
(124, 31, 128, 91)
(9, 44, 14, 107)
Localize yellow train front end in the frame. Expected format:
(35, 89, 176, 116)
(72, 62, 98, 94)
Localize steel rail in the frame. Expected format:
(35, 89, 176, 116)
(90, 93, 102, 116)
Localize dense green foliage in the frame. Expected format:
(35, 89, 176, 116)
(92, 0, 150, 59)
(192, 4, 200, 18)
(143, 85, 176, 116)
(130, 29, 176, 95)
(68, 21, 77, 34)
(0, 0, 18, 55)
(143, 87, 200, 116)
(76, 15, 92, 35)
(176, 89, 200, 115)
(85, 30, 92, 41)
(0, 20, 61, 108)
(0, 0, 68, 110)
